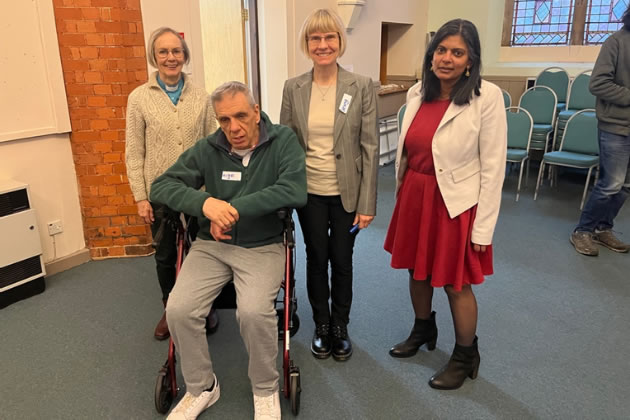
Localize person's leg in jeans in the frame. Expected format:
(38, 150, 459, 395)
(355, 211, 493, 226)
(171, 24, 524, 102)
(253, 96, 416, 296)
(573, 130, 630, 255)
(577, 130, 630, 232)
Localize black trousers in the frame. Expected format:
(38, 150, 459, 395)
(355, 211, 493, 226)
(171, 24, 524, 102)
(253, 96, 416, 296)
(150, 204, 178, 301)
(297, 194, 356, 327)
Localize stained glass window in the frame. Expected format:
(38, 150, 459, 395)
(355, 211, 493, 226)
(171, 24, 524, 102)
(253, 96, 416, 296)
(508, 0, 627, 46)
(584, 0, 628, 44)
(511, 0, 575, 46)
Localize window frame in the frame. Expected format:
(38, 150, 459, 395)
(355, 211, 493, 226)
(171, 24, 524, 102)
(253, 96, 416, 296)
(502, 0, 592, 47)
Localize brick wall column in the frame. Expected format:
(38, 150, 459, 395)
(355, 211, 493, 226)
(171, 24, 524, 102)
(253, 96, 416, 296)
(53, 0, 153, 259)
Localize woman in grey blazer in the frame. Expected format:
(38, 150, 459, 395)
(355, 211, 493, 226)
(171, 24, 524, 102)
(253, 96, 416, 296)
(280, 8, 378, 362)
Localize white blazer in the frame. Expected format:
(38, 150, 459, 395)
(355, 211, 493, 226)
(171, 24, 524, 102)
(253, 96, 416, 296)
(394, 80, 507, 245)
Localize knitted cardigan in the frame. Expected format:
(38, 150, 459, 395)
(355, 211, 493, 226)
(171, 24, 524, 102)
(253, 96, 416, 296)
(125, 72, 216, 202)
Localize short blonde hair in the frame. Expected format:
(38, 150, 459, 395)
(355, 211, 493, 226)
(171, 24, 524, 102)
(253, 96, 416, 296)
(146, 27, 190, 68)
(298, 9, 347, 58)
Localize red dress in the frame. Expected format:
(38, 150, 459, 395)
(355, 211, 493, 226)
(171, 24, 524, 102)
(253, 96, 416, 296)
(384, 100, 493, 291)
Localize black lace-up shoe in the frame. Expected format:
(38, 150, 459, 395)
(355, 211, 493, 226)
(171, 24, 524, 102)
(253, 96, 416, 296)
(311, 323, 331, 359)
(331, 324, 352, 361)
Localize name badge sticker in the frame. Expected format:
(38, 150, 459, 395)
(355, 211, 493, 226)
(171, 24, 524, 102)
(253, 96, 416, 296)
(222, 171, 242, 181)
(339, 94, 352, 114)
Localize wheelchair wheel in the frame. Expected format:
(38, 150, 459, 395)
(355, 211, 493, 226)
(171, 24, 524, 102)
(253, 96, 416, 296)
(290, 367, 301, 415)
(277, 310, 300, 338)
(155, 366, 173, 414)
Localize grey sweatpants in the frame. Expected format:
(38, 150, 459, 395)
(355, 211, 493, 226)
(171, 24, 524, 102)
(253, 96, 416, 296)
(166, 239, 285, 396)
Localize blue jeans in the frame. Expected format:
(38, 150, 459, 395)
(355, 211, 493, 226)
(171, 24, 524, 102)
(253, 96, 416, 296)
(576, 129, 630, 232)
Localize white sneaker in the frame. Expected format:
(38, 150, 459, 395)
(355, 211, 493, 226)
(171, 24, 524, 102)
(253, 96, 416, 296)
(253, 392, 281, 420)
(167, 375, 220, 420)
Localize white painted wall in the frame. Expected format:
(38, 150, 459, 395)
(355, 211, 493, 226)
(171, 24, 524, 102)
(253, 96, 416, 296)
(286, 0, 428, 81)
(258, 0, 289, 122)
(140, 0, 207, 88)
(426, 0, 598, 77)
(0, 1, 85, 264)
(0, 134, 85, 263)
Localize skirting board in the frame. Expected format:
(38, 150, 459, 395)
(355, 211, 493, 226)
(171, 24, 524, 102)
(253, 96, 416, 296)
(44, 248, 91, 276)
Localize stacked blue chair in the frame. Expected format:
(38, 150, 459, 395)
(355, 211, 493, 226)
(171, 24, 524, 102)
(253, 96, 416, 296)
(505, 107, 533, 201)
(535, 67, 570, 114)
(552, 70, 596, 150)
(502, 89, 512, 108)
(518, 86, 557, 154)
(534, 109, 599, 210)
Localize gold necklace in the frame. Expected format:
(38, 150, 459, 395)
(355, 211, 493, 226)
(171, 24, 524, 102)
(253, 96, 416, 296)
(314, 82, 333, 101)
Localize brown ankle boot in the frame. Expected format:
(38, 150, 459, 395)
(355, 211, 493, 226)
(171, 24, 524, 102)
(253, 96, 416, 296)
(154, 299, 169, 341)
(429, 336, 480, 390)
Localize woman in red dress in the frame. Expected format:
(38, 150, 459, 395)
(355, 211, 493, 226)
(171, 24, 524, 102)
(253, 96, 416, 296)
(384, 19, 507, 390)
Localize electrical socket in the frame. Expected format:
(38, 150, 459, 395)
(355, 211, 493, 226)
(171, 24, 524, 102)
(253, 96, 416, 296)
(47, 220, 63, 236)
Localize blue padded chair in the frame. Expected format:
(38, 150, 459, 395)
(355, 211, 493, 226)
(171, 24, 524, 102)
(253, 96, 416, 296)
(534, 109, 598, 209)
(552, 70, 596, 150)
(518, 86, 557, 153)
(505, 107, 533, 201)
(502, 89, 512, 108)
(535, 66, 570, 114)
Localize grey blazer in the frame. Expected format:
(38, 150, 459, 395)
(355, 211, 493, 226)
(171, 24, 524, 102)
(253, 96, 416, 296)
(280, 66, 379, 215)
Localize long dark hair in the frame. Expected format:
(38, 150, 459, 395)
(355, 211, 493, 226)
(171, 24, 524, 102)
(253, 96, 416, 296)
(623, 3, 630, 30)
(421, 19, 482, 105)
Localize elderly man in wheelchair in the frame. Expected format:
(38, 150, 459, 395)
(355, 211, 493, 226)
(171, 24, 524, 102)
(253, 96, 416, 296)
(150, 81, 307, 420)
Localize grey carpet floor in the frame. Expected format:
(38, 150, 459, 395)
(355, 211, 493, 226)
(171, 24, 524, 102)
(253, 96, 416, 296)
(1, 164, 629, 419)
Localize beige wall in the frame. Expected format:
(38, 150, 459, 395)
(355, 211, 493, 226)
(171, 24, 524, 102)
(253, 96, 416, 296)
(1, 1, 85, 264)
(258, 0, 289, 122)
(286, 0, 428, 81)
(427, 0, 597, 77)
(0, 135, 85, 263)
(140, 0, 207, 87)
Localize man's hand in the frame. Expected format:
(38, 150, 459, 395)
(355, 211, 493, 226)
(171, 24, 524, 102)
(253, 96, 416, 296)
(210, 223, 232, 241)
(352, 213, 374, 230)
(202, 197, 239, 230)
(137, 200, 154, 224)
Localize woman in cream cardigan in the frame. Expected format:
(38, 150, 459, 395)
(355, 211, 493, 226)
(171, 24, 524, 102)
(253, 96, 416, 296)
(125, 27, 217, 340)
(280, 9, 379, 362)
(385, 19, 506, 389)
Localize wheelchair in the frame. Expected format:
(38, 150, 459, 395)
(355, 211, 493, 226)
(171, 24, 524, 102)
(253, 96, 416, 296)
(152, 208, 302, 416)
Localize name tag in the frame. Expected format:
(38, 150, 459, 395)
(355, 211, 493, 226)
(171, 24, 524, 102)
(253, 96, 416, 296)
(339, 94, 352, 114)
(222, 171, 242, 181)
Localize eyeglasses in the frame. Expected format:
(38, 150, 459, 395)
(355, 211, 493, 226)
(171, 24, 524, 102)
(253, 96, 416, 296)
(156, 48, 184, 59)
(307, 33, 339, 45)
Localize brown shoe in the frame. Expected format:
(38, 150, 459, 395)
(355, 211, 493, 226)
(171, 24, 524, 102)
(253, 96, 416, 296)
(154, 311, 169, 340)
(570, 231, 599, 256)
(206, 308, 219, 335)
(593, 230, 630, 253)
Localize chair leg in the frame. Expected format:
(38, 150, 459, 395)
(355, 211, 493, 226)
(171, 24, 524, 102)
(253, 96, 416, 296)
(580, 167, 594, 210)
(516, 161, 525, 202)
(525, 159, 530, 187)
(534, 161, 545, 201)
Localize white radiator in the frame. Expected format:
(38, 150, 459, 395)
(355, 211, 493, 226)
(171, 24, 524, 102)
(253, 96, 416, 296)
(0, 179, 46, 294)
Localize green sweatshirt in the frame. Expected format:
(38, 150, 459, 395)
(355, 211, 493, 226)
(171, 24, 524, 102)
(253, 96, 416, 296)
(589, 28, 630, 136)
(150, 112, 307, 248)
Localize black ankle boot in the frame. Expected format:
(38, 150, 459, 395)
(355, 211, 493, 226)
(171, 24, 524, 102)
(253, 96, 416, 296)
(429, 336, 480, 390)
(389, 311, 438, 358)
(311, 323, 331, 359)
(331, 324, 352, 361)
